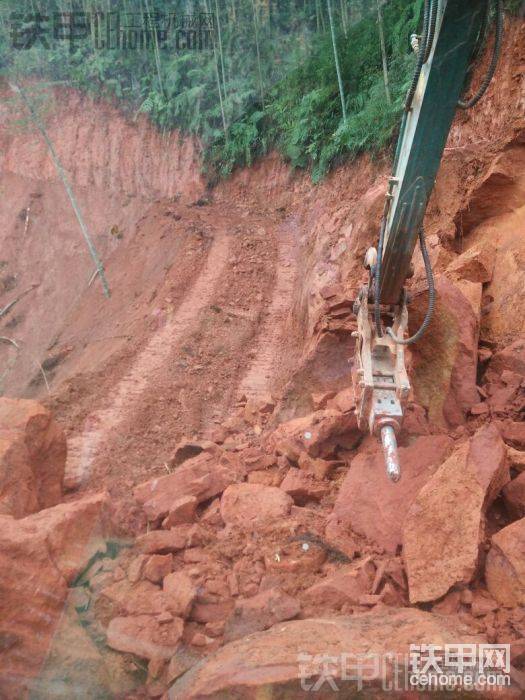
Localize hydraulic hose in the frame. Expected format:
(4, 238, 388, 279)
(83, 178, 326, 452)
(386, 226, 435, 345)
(405, 0, 431, 111)
(422, 0, 439, 63)
(458, 0, 503, 109)
(405, 0, 438, 112)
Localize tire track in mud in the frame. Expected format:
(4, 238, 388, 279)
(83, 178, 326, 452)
(236, 216, 301, 401)
(64, 229, 232, 489)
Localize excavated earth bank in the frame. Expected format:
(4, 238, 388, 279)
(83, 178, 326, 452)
(0, 19, 524, 699)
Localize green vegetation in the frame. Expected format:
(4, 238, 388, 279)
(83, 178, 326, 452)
(0, 1, 519, 180)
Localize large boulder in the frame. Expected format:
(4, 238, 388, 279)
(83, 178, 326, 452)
(0, 493, 107, 697)
(0, 398, 66, 518)
(485, 517, 525, 607)
(410, 276, 480, 427)
(134, 451, 244, 522)
(329, 435, 453, 553)
(169, 609, 485, 699)
(403, 425, 508, 603)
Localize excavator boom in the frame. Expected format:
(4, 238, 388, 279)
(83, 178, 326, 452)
(381, 0, 486, 304)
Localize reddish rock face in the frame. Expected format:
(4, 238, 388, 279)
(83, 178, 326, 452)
(169, 609, 485, 699)
(403, 424, 508, 603)
(329, 435, 453, 553)
(134, 451, 244, 522)
(0, 398, 66, 518)
(224, 588, 300, 642)
(220, 483, 292, 526)
(486, 517, 525, 607)
(0, 492, 107, 696)
(410, 275, 480, 427)
(106, 615, 184, 660)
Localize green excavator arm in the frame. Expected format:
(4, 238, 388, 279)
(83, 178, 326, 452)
(380, 0, 486, 304)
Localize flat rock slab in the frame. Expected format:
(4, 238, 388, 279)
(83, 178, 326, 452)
(169, 609, 484, 699)
(330, 435, 453, 553)
(403, 424, 508, 603)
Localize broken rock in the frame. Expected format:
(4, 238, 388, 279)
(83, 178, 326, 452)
(269, 408, 360, 461)
(507, 447, 525, 472)
(97, 579, 166, 620)
(446, 243, 495, 284)
(403, 424, 508, 603)
(280, 468, 328, 504)
(170, 439, 220, 468)
(134, 451, 244, 522)
(224, 588, 300, 642)
(136, 528, 190, 554)
(144, 554, 173, 584)
(486, 518, 525, 607)
(302, 562, 373, 609)
(220, 483, 292, 526)
(500, 421, 525, 449)
(106, 615, 184, 661)
(489, 336, 525, 377)
(162, 495, 198, 528)
(163, 571, 197, 618)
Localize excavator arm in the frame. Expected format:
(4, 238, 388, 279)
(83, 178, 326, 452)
(352, 0, 499, 480)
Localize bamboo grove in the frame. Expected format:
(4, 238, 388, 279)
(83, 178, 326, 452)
(0, 1, 521, 179)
